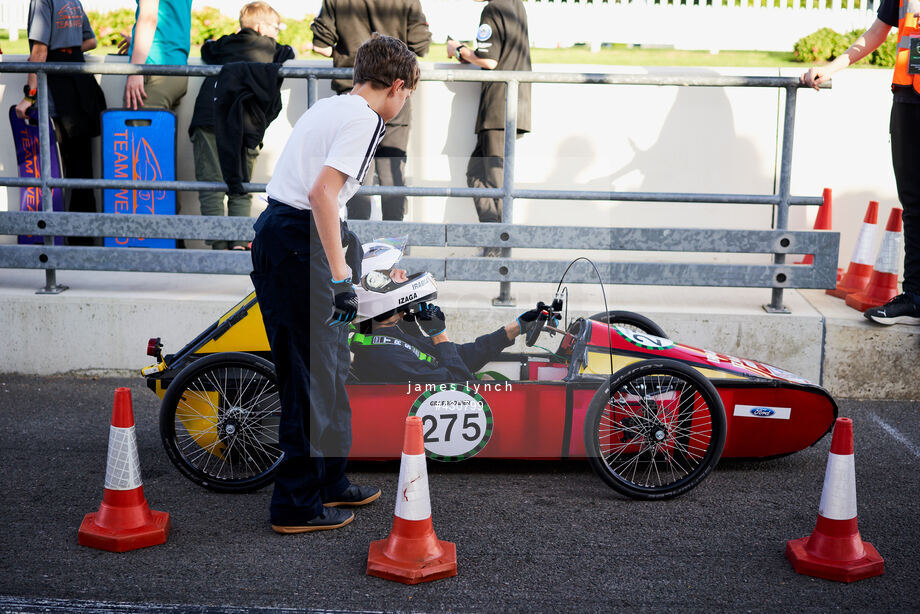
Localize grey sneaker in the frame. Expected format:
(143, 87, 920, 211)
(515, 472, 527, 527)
(325, 484, 381, 507)
(271, 506, 354, 534)
(864, 293, 920, 326)
(482, 247, 502, 258)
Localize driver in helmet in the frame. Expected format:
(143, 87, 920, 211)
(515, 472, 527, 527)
(350, 300, 544, 383)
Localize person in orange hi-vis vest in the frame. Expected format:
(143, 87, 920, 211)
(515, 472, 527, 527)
(802, 0, 920, 326)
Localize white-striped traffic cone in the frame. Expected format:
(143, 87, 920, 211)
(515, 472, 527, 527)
(78, 388, 170, 552)
(797, 188, 834, 267)
(366, 415, 457, 584)
(827, 200, 879, 298)
(846, 208, 903, 312)
(785, 417, 884, 582)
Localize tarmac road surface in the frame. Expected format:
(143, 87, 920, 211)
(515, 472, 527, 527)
(0, 375, 917, 613)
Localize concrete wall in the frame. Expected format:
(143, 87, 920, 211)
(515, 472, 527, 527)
(0, 56, 905, 280)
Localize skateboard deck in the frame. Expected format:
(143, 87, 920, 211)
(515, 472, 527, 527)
(9, 106, 63, 245)
(102, 110, 176, 249)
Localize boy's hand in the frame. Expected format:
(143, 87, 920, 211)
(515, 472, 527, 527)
(329, 279, 358, 326)
(415, 302, 446, 337)
(124, 74, 146, 109)
(516, 307, 542, 336)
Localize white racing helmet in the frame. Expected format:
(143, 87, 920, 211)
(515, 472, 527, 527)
(353, 238, 438, 322)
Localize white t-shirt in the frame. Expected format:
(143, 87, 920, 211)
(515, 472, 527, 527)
(266, 94, 386, 219)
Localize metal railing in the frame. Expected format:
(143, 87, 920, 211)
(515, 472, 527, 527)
(0, 61, 835, 312)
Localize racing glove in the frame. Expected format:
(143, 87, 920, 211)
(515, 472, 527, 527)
(415, 302, 446, 337)
(342, 228, 364, 284)
(517, 307, 542, 335)
(518, 302, 560, 335)
(329, 278, 358, 326)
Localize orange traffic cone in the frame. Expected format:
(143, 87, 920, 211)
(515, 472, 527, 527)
(78, 388, 170, 552)
(786, 417, 884, 582)
(827, 201, 879, 298)
(846, 208, 903, 312)
(367, 416, 457, 584)
(797, 188, 834, 266)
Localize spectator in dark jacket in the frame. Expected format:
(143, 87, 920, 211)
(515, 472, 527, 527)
(310, 0, 431, 221)
(190, 1, 294, 250)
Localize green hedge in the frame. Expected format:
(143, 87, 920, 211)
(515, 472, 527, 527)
(85, 8, 136, 47)
(278, 17, 315, 56)
(792, 27, 898, 67)
(85, 6, 314, 55)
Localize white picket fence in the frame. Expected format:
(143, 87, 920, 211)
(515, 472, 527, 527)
(2, 0, 878, 52)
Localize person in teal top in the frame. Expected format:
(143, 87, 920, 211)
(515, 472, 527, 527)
(120, 0, 192, 110)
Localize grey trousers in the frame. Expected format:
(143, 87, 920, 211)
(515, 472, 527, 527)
(191, 127, 258, 249)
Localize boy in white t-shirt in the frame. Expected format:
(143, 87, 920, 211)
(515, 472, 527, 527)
(250, 34, 419, 533)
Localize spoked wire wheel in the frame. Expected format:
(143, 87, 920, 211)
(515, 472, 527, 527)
(160, 352, 283, 493)
(584, 359, 726, 500)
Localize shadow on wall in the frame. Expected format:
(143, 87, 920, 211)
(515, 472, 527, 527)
(440, 80, 481, 224)
(403, 79, 481, 224)
(516, 68, 773, 237)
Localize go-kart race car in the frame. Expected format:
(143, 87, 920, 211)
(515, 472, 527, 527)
(141, 244, 838, 500)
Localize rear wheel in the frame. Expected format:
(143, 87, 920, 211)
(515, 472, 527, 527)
(583, 359, 726, 500)
(160, 352, 282, 493)
(589, 310, 667, 338)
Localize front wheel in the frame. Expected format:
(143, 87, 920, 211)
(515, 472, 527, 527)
(583, 358, 726, 500)
(160, 352, 283, 493)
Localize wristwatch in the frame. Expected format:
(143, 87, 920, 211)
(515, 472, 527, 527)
(454, 44, 466, 60)
(22, 84, 37, 101)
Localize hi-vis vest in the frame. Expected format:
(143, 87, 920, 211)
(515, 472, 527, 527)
(894, 0, 920, 94)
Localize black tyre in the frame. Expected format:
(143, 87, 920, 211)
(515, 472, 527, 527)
(583, 359, 726, 500)
(160, 352, 283, 493)
(589, 310, 667, 338)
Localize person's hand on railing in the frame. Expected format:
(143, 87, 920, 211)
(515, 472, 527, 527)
(116, 33, 131, 55)
(801, 67, 830, 91)
(124, 74, 146, 110)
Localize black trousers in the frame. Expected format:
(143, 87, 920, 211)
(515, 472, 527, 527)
(250, 203, 352, 524)
(55, 125, 97, 246)
(890, 101, 920, 296)
(346, 124, 409, 221)
(466, 129, 507, 224)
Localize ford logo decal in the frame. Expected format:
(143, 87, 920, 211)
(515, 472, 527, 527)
(750, 407, 775, 417)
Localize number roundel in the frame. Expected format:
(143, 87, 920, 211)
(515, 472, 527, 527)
(612, 325, 675, 351)
(408, 385, 494, 462)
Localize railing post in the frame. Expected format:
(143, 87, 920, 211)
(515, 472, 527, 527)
(765, 84, 797, 314)
(35, 69, 67, 295)
(493, 78, 518, 307)
(308, 75, 317, 108)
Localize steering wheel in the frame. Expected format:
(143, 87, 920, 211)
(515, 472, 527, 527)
(524, 307, 551, 347)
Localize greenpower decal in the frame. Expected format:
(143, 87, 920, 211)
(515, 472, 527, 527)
(613, 325, 676, 351)
(408, 384, 494, 461)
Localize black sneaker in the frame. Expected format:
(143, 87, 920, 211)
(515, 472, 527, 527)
(271, 506, 354, 534)
(864, 293, 920, 326)
(325, 484, 381, 507)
